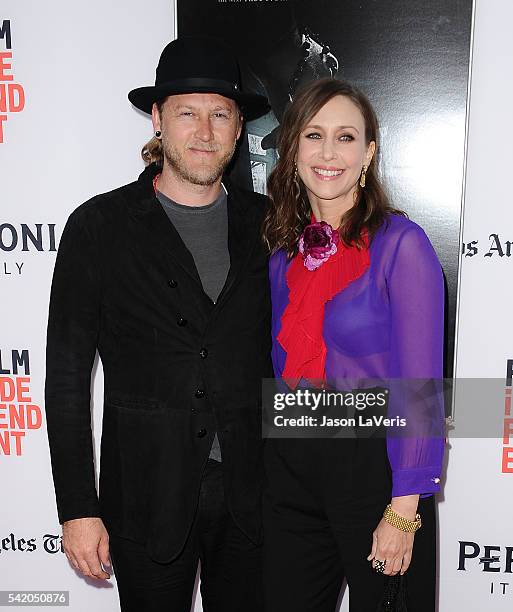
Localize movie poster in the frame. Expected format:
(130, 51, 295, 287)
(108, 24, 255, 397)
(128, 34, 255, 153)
(177, 0, 474, 380)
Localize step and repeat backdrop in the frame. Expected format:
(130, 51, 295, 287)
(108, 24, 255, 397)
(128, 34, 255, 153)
(1, 0, 512, 610)
(0, 1, 179, 611)
(438, 1, 513, 608)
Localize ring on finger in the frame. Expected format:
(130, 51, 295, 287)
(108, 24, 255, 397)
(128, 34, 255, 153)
(372, 559, 386, 573)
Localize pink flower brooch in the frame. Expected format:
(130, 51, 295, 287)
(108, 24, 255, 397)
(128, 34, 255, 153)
(298, 221, 339, 271)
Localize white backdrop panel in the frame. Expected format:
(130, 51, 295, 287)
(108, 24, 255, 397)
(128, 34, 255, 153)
(438, 1, 513, 610)
(1, 1, 177, 610)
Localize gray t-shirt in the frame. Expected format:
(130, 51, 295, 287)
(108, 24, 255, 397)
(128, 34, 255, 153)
(157, 188, 229, 303)
(157, 187, 229, 462)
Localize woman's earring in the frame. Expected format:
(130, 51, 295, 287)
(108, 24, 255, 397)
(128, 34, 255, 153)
(155, 130, 162, 139)
(293, 164, 301, 200)
(359, 165, 367, 188)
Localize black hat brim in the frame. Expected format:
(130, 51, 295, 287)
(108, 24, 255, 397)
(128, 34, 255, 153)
(128, 80, 270, 121)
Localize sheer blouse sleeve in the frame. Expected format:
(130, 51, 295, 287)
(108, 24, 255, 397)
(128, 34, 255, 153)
(385, 223, 445, 498)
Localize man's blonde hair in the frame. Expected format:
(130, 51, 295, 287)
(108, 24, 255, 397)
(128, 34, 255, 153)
(141, 99, 165, 167)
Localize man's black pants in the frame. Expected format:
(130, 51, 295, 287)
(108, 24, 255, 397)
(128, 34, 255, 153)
(110, 459, 262, 612)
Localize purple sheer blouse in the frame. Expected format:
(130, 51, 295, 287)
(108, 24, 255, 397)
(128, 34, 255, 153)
(269, 214, 445, 498)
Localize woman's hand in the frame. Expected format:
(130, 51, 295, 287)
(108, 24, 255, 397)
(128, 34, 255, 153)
(367, 518, 415, 576)
(367, 494, 419, 576)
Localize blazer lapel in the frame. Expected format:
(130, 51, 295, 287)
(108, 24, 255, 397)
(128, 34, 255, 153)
(140, 202, 203, 286)
(128, 165, 203, 288)
(129, 166, 260, 307)
(215, 182, 259, 308)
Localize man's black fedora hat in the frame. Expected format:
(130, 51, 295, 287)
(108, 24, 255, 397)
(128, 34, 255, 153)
(128, 37, 269, 120)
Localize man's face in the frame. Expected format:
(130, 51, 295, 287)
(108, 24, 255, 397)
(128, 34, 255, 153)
(152, 93, 242, 186)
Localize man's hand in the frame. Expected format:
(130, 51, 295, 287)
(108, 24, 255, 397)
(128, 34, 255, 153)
(62, 517, 111, 580)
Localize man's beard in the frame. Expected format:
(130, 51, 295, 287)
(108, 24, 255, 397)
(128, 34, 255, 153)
(163, 140, 236, 186)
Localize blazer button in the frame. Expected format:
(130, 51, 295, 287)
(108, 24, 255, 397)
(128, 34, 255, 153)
(199, 348, 208, 359)
(177, 317, 187, 326)
(168, 279, 178, 288)
(195, 389, 205, 399)
(197, 428, 207, 438)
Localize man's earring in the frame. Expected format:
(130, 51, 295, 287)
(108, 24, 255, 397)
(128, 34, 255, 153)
(359, 165, 368, 188)
(155, 130, 162, 139)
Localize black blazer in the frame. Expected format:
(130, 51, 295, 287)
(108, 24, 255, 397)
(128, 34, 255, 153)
(45, 164, 272, 563)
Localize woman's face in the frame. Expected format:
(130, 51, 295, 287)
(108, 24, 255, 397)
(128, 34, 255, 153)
(296, 95, 375, 211)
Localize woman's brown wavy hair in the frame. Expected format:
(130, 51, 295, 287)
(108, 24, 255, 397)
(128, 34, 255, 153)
(262, 77, 404, 256)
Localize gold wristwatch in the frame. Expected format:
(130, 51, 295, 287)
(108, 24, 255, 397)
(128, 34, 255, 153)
(383, 504, 422, 532)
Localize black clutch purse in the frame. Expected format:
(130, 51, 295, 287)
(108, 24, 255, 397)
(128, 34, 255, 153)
(376, 575, 408, 611)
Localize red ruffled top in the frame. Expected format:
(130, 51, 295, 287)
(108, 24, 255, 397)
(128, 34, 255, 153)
(277, 231, 370, 385)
